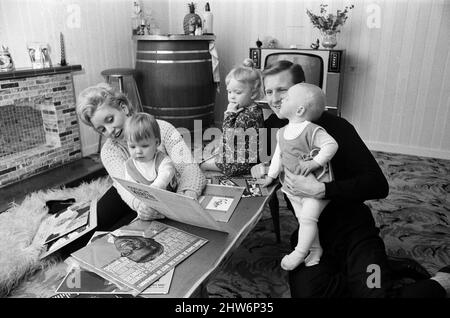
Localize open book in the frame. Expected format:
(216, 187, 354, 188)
(114, 177, 245, 230)
(70, 219, 207, 296)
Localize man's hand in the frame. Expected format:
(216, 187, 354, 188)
(298, 160, 321, 176)
(226, 102, 243, 113)
(262, 176, 275, 188)
(184, 190, 198, 200)
(284, 169, 326, 199)
(137, 203, 165, 220)
(251, 163, 267, 178)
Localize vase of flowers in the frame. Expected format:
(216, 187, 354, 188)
(306, 4, 354, 49)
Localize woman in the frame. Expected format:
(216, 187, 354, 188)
(76, 83, 206, 220)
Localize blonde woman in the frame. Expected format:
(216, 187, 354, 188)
(76, 83, 206, 220)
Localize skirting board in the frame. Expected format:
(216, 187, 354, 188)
(366, 141, 450, 161)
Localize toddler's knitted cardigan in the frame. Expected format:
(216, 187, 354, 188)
(101, 119, 206, 212)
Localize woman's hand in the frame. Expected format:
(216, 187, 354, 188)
(137, 203, 165, 220)
(298, 160, 321, 176)
(184, 190, 198, 200)
(284, 169, 326, 199)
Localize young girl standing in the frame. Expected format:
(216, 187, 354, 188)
(201, 58, 264, 176)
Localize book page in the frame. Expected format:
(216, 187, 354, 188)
(198, 184, 245, 222)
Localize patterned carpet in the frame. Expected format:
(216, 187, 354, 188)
(206, 151, 450, 297)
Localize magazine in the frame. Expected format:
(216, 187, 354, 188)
(56, 264, 174, 295)
(70, 219, 207, 296)
(113, 177, 245, 231)
(34, 199, 98, 260)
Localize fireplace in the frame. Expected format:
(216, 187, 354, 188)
(0, 66, 83, 188)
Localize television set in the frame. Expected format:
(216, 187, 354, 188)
(249, 48, 345, 116)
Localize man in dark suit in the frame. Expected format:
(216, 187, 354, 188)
(251, 60, 449, 297)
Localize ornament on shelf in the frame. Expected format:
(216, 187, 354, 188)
(0, 45, 14, 72)
(60, 32, 67, 66)
(202, 2, 213, 35)
(310, 39, 320, 50)
(183, 2, 202, 35)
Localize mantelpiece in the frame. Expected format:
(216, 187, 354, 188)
(0, 65, 82, 80)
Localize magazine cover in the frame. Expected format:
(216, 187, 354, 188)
(56, 265, 174, 295)
(70, 220, 207, 296)
(36, 199, 98, 260)
(114, 177, 242, 231)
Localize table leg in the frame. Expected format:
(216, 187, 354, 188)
(268, 194, 281, 243)
(191, 282, 210, 298)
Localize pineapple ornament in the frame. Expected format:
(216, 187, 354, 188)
(183, 2, 202, 35)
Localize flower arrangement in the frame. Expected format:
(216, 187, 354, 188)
(306, 4, 354, 34)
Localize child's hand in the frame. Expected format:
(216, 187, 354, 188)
(299, 160, 321, 176)
(183, 190, 198, 200)
(262, 176, 275, 188)
(251, 163, 267, 178)
(226, 102, 243, 113)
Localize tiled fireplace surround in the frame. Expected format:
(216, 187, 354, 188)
(0, 66, 83, 188)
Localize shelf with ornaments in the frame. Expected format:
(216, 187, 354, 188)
(0, 64, 82, 81)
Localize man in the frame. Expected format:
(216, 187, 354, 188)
(252, 60, 449, 297)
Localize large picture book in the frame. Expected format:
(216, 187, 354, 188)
(33, 199, 98, 260)
(70, 219, 207, 296)
(114, 177, 245, 230)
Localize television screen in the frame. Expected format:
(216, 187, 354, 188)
(264, 53, 324, 88)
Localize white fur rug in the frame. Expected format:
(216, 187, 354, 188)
(0, 177, 112, 297)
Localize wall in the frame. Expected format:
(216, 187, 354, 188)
(1, 0, 449, 160)
(0, 0, 135, 156)
(161, 0, 450, 160)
